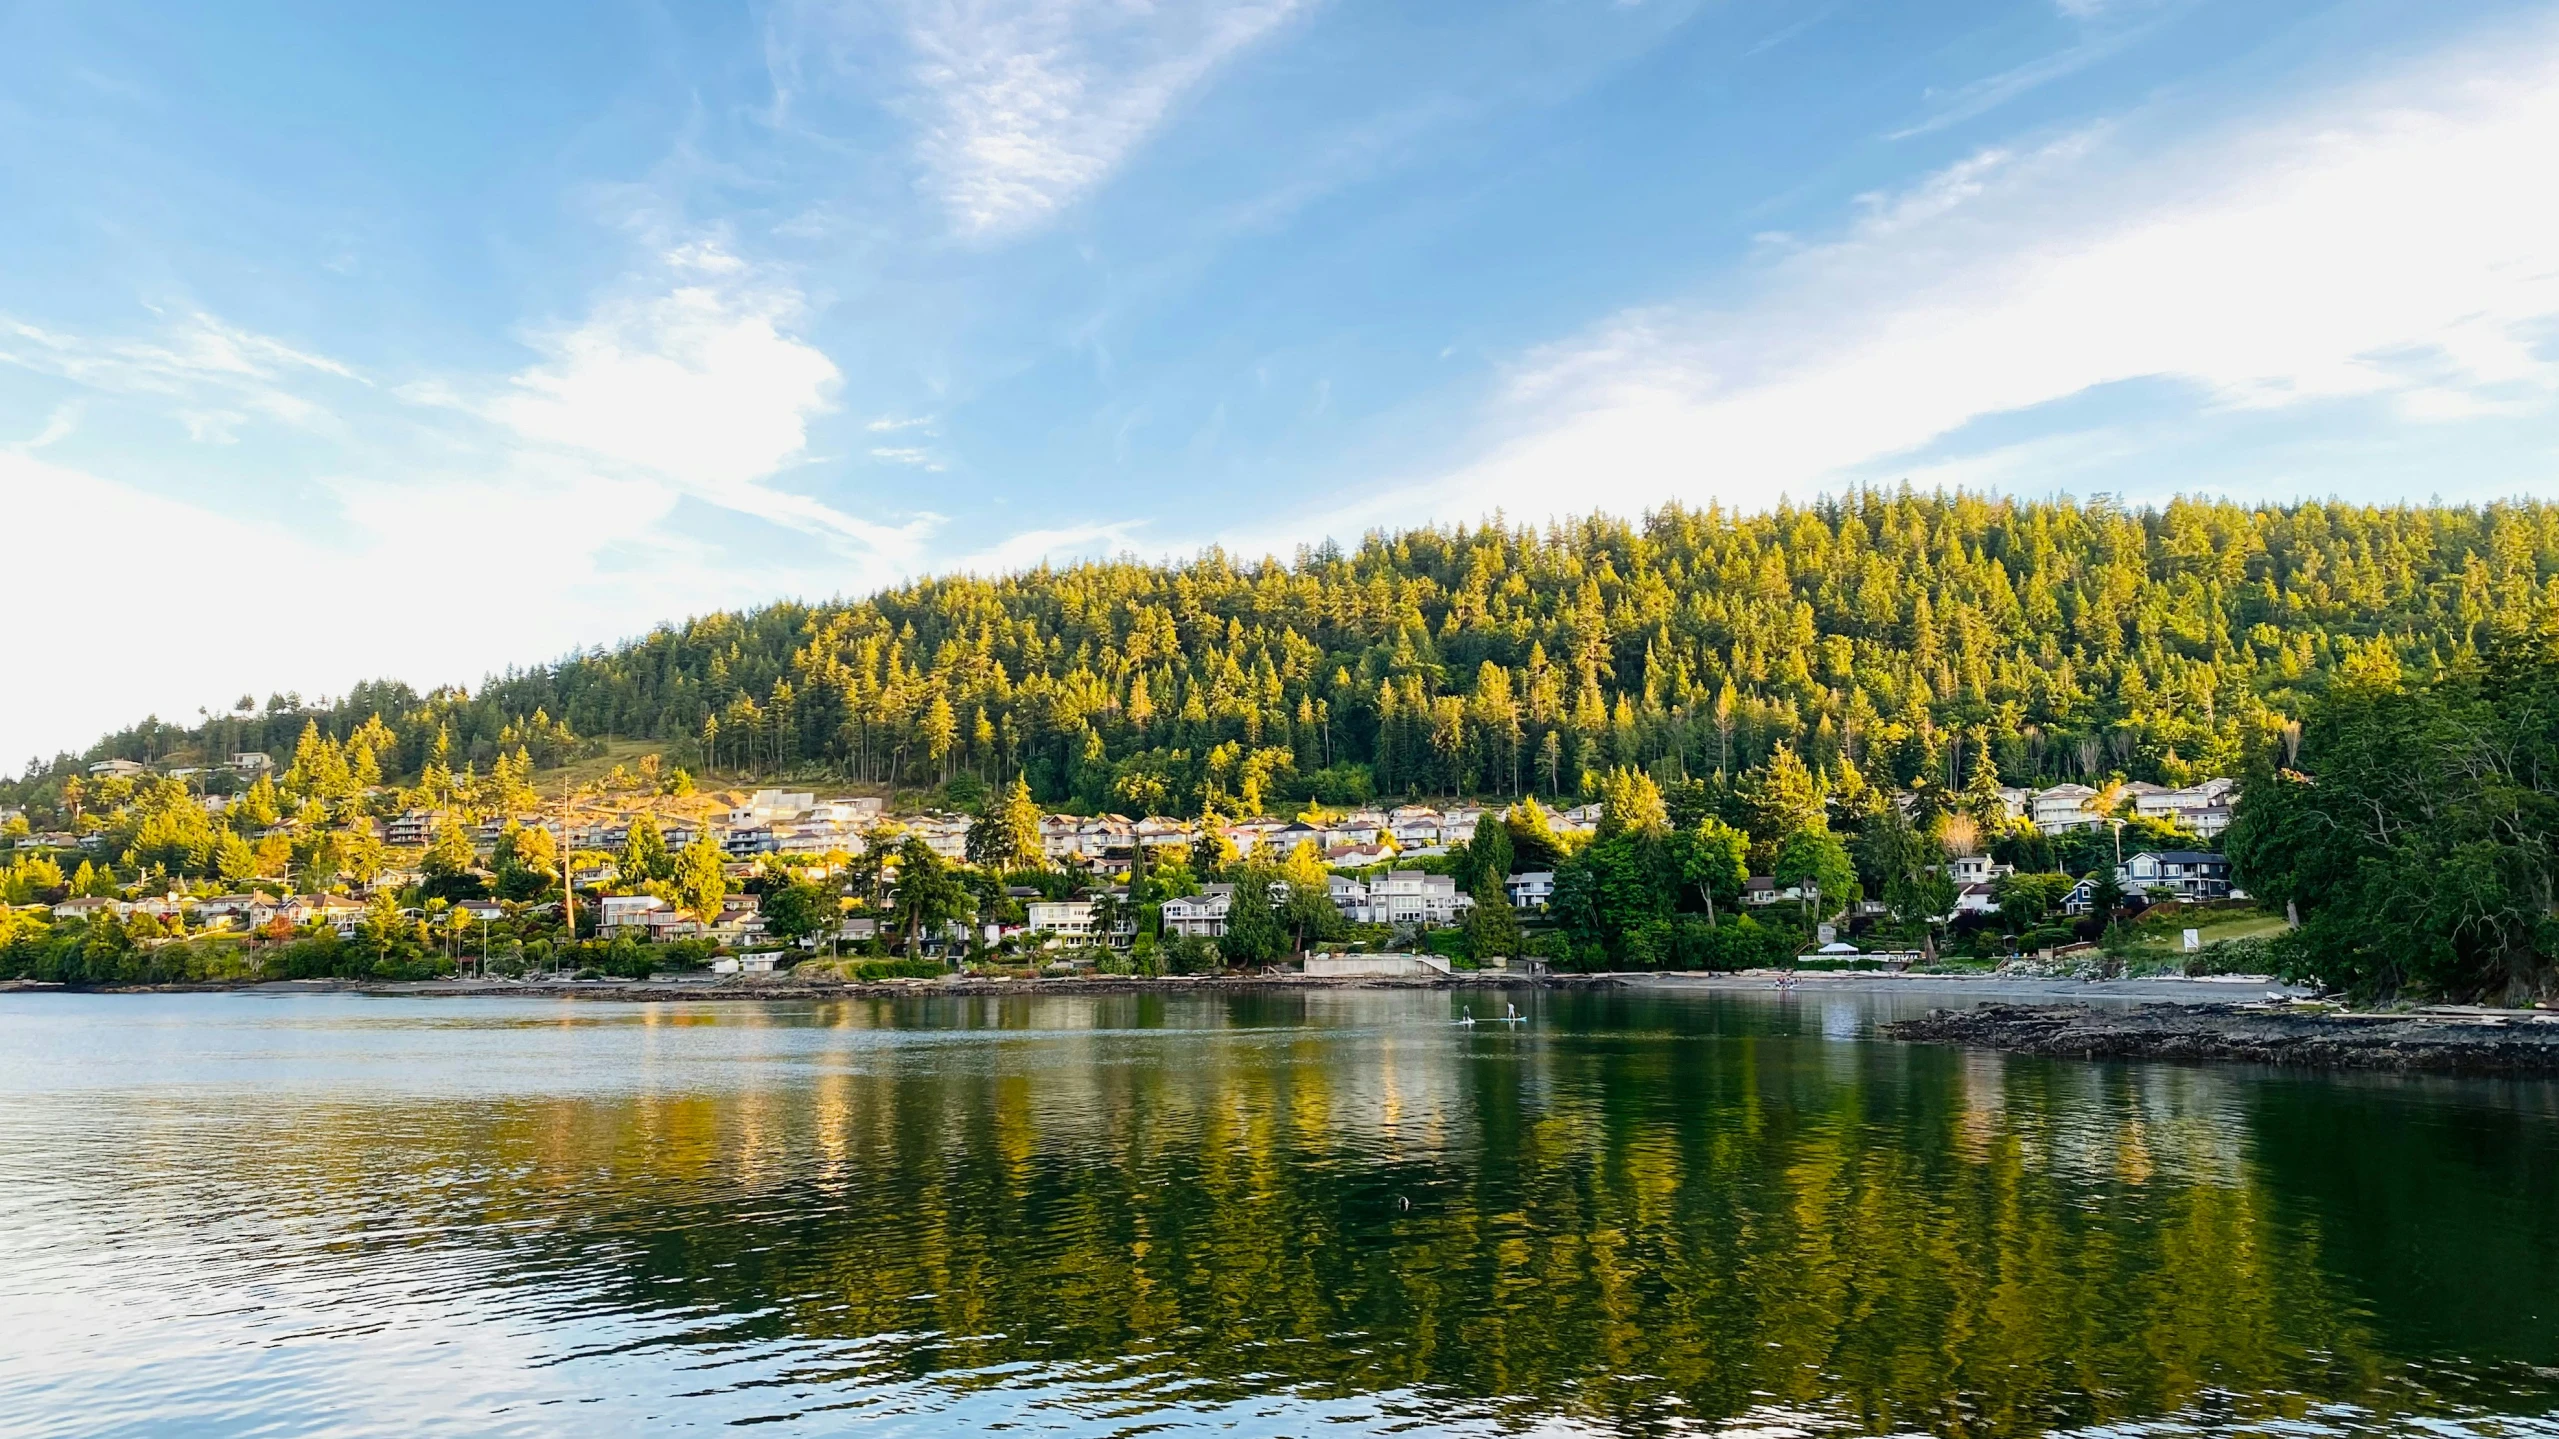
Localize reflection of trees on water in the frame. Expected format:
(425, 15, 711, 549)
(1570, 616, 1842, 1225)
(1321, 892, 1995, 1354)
(172, 993, 2559, 1437)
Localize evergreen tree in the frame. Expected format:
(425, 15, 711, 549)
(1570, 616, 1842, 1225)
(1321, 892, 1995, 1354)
(676, 831, 730, 924)
(1464, 872, 1522, 961)
(621, 814, 671, 884)
(1221, 865, 1287, 967)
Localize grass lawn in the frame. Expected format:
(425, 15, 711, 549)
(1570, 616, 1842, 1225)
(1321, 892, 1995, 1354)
(2120, 905, 2288, 956)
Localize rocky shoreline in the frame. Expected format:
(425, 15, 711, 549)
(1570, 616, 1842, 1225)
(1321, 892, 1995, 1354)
(1886, 1001, 2559, 1077)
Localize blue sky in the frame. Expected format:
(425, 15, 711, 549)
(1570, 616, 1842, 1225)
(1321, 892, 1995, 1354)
(5, 0, 2557, 762)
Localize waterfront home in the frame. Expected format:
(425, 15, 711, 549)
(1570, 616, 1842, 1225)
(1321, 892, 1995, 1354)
(2116, 851, 2233, 902)
(1162, 885, 1233, 937)
(1025, 898, 1134, 949)
(599, 895, 666, 934)
(1364, 870, 1471, 928)
(52, 896, 130, 920)
(1505, 871, 1556, 911)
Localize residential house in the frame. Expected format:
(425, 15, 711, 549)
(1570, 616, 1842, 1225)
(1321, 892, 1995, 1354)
(455, 899, 506, 923)
(599, 895, 666, 933)
(2135, 778, 2240, 838)
(1743, 876, 1816, 908)
(1944, 853, 2014, 887)
(195, 893, 271, 928)
(87, 758, 146, 779)
(722, 825, 777, 858)
(728, 790, 816, 825)
(1505, 871, 1557, 911)
(1223, 818, 1287, 854)
(1364, 870, 1472, 928)
(2030, 784, 2102, 833)
(1260, 820, 1327, 858)
(1161, 885, 1234, 938)
(1325, 811, 1387, 846)
(1951, 883, 1999, 917)
(1551, 803, 1604, 838)
(1386, 807, 1447, 848)
(1327, 875, 1370, 920)
(1027, 898, 1133, 948)
(227, 752, 273, 773)
(248, 895, 314, 929)
(52, 896, 129, 920)
(1325, 841, 1394, 867)
(385, 810, 435, 847)
(2117, 850, 2233, 903)
(309, 894, 368, 935)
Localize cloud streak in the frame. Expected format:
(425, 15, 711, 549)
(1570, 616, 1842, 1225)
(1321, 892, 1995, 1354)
(898, 0, 1309, 238)
(1332, 22, 2559, 533)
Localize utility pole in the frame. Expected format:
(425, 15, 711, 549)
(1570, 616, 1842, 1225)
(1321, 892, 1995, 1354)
(561, 813, 574, 973)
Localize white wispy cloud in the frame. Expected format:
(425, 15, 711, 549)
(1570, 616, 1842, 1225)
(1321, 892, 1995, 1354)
(0, 309, 361, 438)
(1321, 21, 2559, 534)
(896, 0, 1309, 238)
(868, 445, 945, 469)
(957, 519, 1142, 574)
(483, 242, 933, 566)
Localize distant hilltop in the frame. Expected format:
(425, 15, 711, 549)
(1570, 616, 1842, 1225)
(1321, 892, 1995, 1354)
(11, 493, 2546, 822)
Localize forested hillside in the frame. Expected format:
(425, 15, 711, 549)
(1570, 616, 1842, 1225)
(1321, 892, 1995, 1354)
(15, 491, 2559, 817)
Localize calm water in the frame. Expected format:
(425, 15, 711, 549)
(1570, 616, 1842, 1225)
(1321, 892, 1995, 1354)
(2, 990, 2556, 1439)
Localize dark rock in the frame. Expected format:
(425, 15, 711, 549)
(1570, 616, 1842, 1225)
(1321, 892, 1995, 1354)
(1883, 1002, 2559, 1077)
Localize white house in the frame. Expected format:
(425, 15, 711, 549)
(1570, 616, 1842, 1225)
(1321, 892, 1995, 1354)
(1363, 870, 1472, 928)
(52, 896, 129, 920)
(1944, 854, 2013, 887)
(728, 790, 817, 825)
(86, 758, 146, 779)
(227, 752, 273, 773)
(2030, 784, 2102, 833)
(1161, 885, 1233, 937)
(2135, 778, 2239, 837)
(1505, 871, 1556, 911)
(1743, 877, 1815, 907)
(1027, 898, 1110, 946)
(599, 895, 667, 934)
